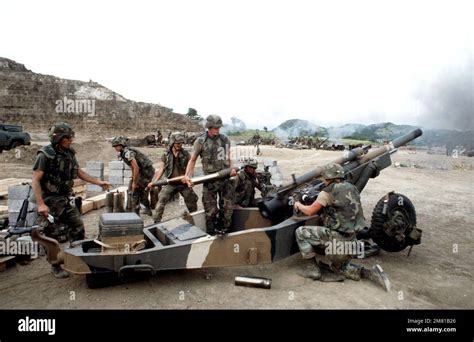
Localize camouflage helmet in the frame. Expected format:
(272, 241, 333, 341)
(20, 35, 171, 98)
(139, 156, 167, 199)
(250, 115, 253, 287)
(111, 136, 129, 147)
(244, 158, 258, 169)
(170, 132, 185, 145)
(321, 163, 345, 180)
(205, 114, 223, 128)
(48, 122, 75, 144)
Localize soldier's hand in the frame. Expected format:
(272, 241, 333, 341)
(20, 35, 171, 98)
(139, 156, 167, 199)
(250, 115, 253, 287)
(230, 168, 238, 177)
(147, 182, 154, 189)
(37, 203, 49, 218)
(132, 181, 137, 192)
(182, 176, 194, 188)
(99, 181, 112, 191)
(293, 201, 301, 213)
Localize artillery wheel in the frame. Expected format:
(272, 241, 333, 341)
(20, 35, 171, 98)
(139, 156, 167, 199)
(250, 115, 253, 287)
(370, 192, 418, 252)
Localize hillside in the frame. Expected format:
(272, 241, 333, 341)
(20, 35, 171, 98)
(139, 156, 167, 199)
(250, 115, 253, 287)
(0, 57, 202, 133)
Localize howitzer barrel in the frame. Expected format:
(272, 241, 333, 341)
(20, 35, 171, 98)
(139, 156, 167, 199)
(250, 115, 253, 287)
(280, 129, 422, 189)
(259, 129, 423, 220)
(151, 167, 237, 187)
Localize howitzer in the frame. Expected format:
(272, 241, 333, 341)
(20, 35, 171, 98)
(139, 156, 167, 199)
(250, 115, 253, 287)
(258, 129, 423, 223)
(150, 167, 240, 187)
(28, 129, 423, 288)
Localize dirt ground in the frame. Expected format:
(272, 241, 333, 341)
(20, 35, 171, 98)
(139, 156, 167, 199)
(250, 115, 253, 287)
(0, 133, 473, 309)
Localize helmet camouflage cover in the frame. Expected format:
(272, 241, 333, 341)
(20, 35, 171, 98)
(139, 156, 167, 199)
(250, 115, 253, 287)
(205, 114, 223, 128)
(321, 163, 345, 180)
(243, 158, 258, 168)
(49, 122, 75, 144)
(111, 136, 129, 147)
(170, 132, 185, 145)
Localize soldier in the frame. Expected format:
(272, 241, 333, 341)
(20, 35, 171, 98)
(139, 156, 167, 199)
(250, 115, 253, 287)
(183, 115, 237, 235)
(233, 158, 263, 207)
(111, 136, 155, 216)
(156, 129, 163, 145)
(148, 132, 198, 223)
(293, 163, 391, 291)
(31, 122, 111, 278)
(252, 130, 261, 155)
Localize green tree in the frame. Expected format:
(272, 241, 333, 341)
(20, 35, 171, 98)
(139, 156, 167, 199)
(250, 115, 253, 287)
(263, 126, 268, 132)
(186, 108, 203, 121)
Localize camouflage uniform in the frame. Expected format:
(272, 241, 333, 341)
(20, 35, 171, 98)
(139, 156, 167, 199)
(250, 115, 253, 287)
(234, 159, 263, 207)
(193, 116, 234, 232)
(153, 147, 198, 223)
(119, 146, 155, 215)
(295, 164, 366, 278)
(33, 144, 85, 241)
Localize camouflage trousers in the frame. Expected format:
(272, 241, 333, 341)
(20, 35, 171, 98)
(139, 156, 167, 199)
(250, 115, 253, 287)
(295, 225, 362, 279)
(132, 185, 151, 214)
(202, 179, 234, 231)
(153, 184, 198, 223)
(37, 195, 85, 242)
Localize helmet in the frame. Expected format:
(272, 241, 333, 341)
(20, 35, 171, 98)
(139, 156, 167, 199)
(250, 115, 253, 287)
(49, 122, 75, 144)
(170, 132, 185, 145)
(321, 163, 345, 180)
(111, 136, 129, 147)
(205, 115, 223, 128)
(244, 158, 258, 169)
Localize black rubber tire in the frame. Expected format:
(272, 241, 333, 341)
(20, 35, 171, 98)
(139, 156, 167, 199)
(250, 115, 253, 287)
(9, 141, 21, 149)
(370, 192, 417, 252)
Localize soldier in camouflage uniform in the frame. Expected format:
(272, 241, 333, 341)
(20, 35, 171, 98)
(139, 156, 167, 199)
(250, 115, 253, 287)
(111, 136, 155, 216)
(148, 132, 198, 223)
(31, 123, 111, 278)
(293, 163, 391, 291)
(183, 115, 237, 235)
(233, 158, 263, 207)
(252, 130, 261, 155)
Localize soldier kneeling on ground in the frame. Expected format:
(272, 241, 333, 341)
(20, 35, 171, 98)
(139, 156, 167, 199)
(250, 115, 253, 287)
(148, 132, 198, 223)
(293, 163, 391, 291)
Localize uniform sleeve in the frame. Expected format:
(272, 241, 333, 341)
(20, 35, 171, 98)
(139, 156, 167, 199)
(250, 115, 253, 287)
(316, 191, 335, 207)
(32, 153, 48, 172)
(124, 149, 136, 162)
(72, 154, 80, 178)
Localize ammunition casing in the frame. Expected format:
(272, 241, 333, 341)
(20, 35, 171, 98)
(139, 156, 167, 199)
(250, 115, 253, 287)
(235, 276, 272, 289)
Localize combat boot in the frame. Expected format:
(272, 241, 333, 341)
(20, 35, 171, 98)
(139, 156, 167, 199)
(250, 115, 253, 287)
(51, 264, 69, 279)
(339, 261, 363, 281)
(142, 207, 153, 216)
(361, 264, 391, 292)
(299, 259, 321, 280)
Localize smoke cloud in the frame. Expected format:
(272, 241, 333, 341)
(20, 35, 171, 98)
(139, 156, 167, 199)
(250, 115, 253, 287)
(416, 55, 473, 131)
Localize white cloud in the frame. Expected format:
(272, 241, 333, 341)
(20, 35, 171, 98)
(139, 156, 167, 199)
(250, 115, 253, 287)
(1, 0, 472, 129)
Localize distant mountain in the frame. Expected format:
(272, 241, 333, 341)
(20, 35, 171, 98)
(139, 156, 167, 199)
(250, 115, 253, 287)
(326, 123, 366, 139)
(271, 119, 473, 148)
(344, 122, 420, 141)
(272, 119, 327, 138)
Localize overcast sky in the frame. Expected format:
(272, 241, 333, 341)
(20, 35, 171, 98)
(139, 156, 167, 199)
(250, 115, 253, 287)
(1, 0, 472, 129)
